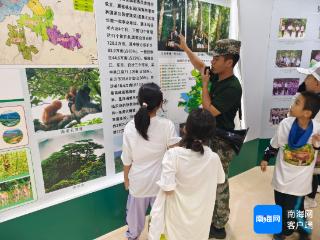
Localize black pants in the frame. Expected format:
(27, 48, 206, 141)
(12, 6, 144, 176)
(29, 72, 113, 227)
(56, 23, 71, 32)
(274, 190, 310, 237)
(307, 174, 319, 199)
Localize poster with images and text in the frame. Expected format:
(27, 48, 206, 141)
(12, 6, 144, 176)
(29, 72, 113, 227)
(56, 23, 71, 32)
(158, 0, 231, 128)
(0, 0, 98, 65)
(95, 0, 158, 172)
(261, 0, 320, 138)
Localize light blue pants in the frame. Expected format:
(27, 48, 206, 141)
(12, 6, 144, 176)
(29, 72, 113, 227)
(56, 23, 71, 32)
(125, 194, 156, 240)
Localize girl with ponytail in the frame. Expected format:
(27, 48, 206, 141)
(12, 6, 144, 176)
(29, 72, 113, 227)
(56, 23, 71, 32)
(121, 82, 180, 240)
(149, 109, 225, 240)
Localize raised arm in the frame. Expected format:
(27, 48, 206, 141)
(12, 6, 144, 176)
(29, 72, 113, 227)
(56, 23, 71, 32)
(176, 34, 206, 72)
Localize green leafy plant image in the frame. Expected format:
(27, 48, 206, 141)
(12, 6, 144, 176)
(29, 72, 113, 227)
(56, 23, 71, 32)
(0, 149, 29, 182)
(41, 139, 106, 193)
(0, 177, 33, 210)
(178, 69, 211, 113)
(26, 68, 101, 107)
(73, 117, 103, 127)
(114, 151, 123, 173)
(26, 68, 103, 131)
(186, 0, 230, 52)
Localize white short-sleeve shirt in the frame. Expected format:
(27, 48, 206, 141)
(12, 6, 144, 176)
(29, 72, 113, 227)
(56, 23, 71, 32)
(155, 146, 225, 240)
(270, 117, 320, 196)
(121, 116, 181, 197)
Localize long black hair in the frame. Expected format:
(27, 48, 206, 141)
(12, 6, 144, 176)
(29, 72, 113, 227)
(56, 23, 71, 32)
(180, 109, 216, 154)
(134, 83, 163, 140)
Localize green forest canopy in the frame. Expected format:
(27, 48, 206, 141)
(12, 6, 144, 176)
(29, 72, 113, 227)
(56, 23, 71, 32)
(158, 0, 185, 42)
(41, 139, 106, 193)
(0, 150, 29, 181)
(26, 68, 101, 106)
(280, 18, 307, 27)
(186, 0, 230, 50)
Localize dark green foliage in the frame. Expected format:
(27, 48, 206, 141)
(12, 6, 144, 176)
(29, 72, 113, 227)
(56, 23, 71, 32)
(158, 0, 185, 50)
(41, 139, 106, 193)
(209, 4, 230, 51)
(26, 68, 101, 106)
(73, 117, 103, 127)
(280, 18, 306, 28)
(186, 0, 230, 51)
(114, 155, 123, 173)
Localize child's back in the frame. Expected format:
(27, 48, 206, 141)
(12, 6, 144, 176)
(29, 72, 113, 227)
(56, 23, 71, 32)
(149, 109, 225, 240)
(159, 146, 224, 240)
(121, 83, 180, 240)
(122, 116, 179, 197)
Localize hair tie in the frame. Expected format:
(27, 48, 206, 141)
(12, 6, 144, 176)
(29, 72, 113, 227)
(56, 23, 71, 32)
(142, 102, 148, 108)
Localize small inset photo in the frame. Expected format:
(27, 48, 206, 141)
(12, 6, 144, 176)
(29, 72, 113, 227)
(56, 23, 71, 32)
(269, 108, 289, 126)
(26, 68, 103, 133)
(278, 18, 307, 39)
(272, 78, 299, 96)
(157, 0, 186, 51)
(39, 129, 106, 193)
(0, 176, 34, 211)
(310, 50, 320, 63)
(0, 106, 28, 150)
(275, 50, 302, 68)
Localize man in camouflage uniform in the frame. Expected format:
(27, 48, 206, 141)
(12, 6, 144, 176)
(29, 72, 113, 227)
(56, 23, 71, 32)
(178, 37, 242, 239)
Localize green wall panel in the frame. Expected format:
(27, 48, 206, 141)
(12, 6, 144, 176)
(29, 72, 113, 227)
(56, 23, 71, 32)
(0, 185, 128, 240)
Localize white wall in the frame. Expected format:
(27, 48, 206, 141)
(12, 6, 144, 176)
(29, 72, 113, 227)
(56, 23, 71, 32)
(0, 69, 24, 101)
(238, 0, 274, 141)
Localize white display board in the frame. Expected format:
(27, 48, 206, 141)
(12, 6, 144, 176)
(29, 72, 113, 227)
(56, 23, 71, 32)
(0, 0, 233, 223)
(260, 0, 320, 138)
(0, 0, 114, 222)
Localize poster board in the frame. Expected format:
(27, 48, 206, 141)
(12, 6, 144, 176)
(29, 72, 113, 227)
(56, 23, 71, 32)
(260, 0, 320, 138)
(0, 0, 232, 222)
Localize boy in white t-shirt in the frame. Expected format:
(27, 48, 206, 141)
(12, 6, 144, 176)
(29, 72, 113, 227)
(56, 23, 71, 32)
(260, 91, 320, 240)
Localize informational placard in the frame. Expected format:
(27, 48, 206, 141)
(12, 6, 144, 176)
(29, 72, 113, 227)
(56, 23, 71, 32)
(0, 0, 98, 64)
(95, 0, 158, 172)
(260, 0, 320, 138)
(0, 0, 112, 222)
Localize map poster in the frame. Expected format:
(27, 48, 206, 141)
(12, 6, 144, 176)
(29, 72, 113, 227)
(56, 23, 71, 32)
(0, 0, 98, 65)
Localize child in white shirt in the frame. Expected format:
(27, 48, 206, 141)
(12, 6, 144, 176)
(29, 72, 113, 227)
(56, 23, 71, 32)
(149, 109, 225, 240)
(121, 82, 180, 240)
(261, 92, 320, 240)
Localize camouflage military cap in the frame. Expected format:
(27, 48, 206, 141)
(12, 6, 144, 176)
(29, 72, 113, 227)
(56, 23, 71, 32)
(212, 39, 241, 57)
